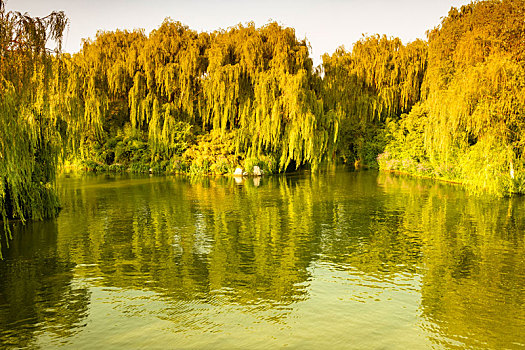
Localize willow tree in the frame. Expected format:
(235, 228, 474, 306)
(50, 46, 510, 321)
(133, 20, 207, 159)
(76, 20, 338, 172)
(0, 1, 67, 255)
(200, 22, 336, 170)
(53, 29, 148, 161)
(132, 21, 337, 170)
(380, 0, 525, 194)
(322, 35, 427, 164)
(423, 0, 525, 164)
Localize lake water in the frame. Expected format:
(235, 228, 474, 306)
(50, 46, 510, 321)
(0, 169, 524, 349)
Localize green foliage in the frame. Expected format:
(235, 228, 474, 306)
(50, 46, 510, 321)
(378, 105, 441, 176)
(0, 1, 67, 256)
(379, 0, 525, 195)
(322, 35, 427, 165)
(457, 139, 515, 194)
(60, 21, 338, 173)
(243, 155, 278, 175)
(183, 130, 237, 175)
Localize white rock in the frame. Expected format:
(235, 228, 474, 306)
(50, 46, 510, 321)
(253, 165, 262, 176)
(233, 167, 243, 176)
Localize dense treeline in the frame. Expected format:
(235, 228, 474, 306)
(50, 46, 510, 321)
(1, 0, 525, 245)
(58, 21, 337, 175)
(378, 0, 525, 194)
(66, 27, 428, 176)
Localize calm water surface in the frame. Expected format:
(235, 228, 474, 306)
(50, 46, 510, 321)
(0, 170, 524, 349)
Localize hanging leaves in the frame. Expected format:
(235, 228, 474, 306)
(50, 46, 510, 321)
(380, 0, 525, 195)
(62, 20, 338, 172)
(321, 35, 427, 163)
(0, 0, 67, 256)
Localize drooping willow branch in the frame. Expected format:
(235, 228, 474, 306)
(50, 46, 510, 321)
(0, 0, 68, 258)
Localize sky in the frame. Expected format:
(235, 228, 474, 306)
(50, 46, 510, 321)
(5, 0, 472, 66)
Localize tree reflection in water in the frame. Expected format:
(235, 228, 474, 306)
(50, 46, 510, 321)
(0, 170, 523, 348)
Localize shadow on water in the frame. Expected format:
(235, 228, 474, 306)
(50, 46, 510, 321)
(0, 169, 523, 348)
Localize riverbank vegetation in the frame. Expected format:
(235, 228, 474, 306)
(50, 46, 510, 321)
(57, 21, 337, 176)
(378, 0, 525, 195)
(0, 1, 67, 253)
(1, 0, 525, 239)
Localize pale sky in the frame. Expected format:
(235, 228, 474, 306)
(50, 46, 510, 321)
(6, 0, 472, 66)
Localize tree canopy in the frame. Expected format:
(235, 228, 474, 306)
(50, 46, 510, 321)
(0, 0, 67, 255)
(379, 0, 525, 194)
(60, 21, 337, 173)
(321, 35, 427, 164)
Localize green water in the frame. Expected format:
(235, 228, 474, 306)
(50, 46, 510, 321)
(0, 170, 524, 349)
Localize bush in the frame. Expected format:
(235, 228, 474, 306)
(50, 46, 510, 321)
(243, 155, 277, 175)
(108, 164, 126, 172)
